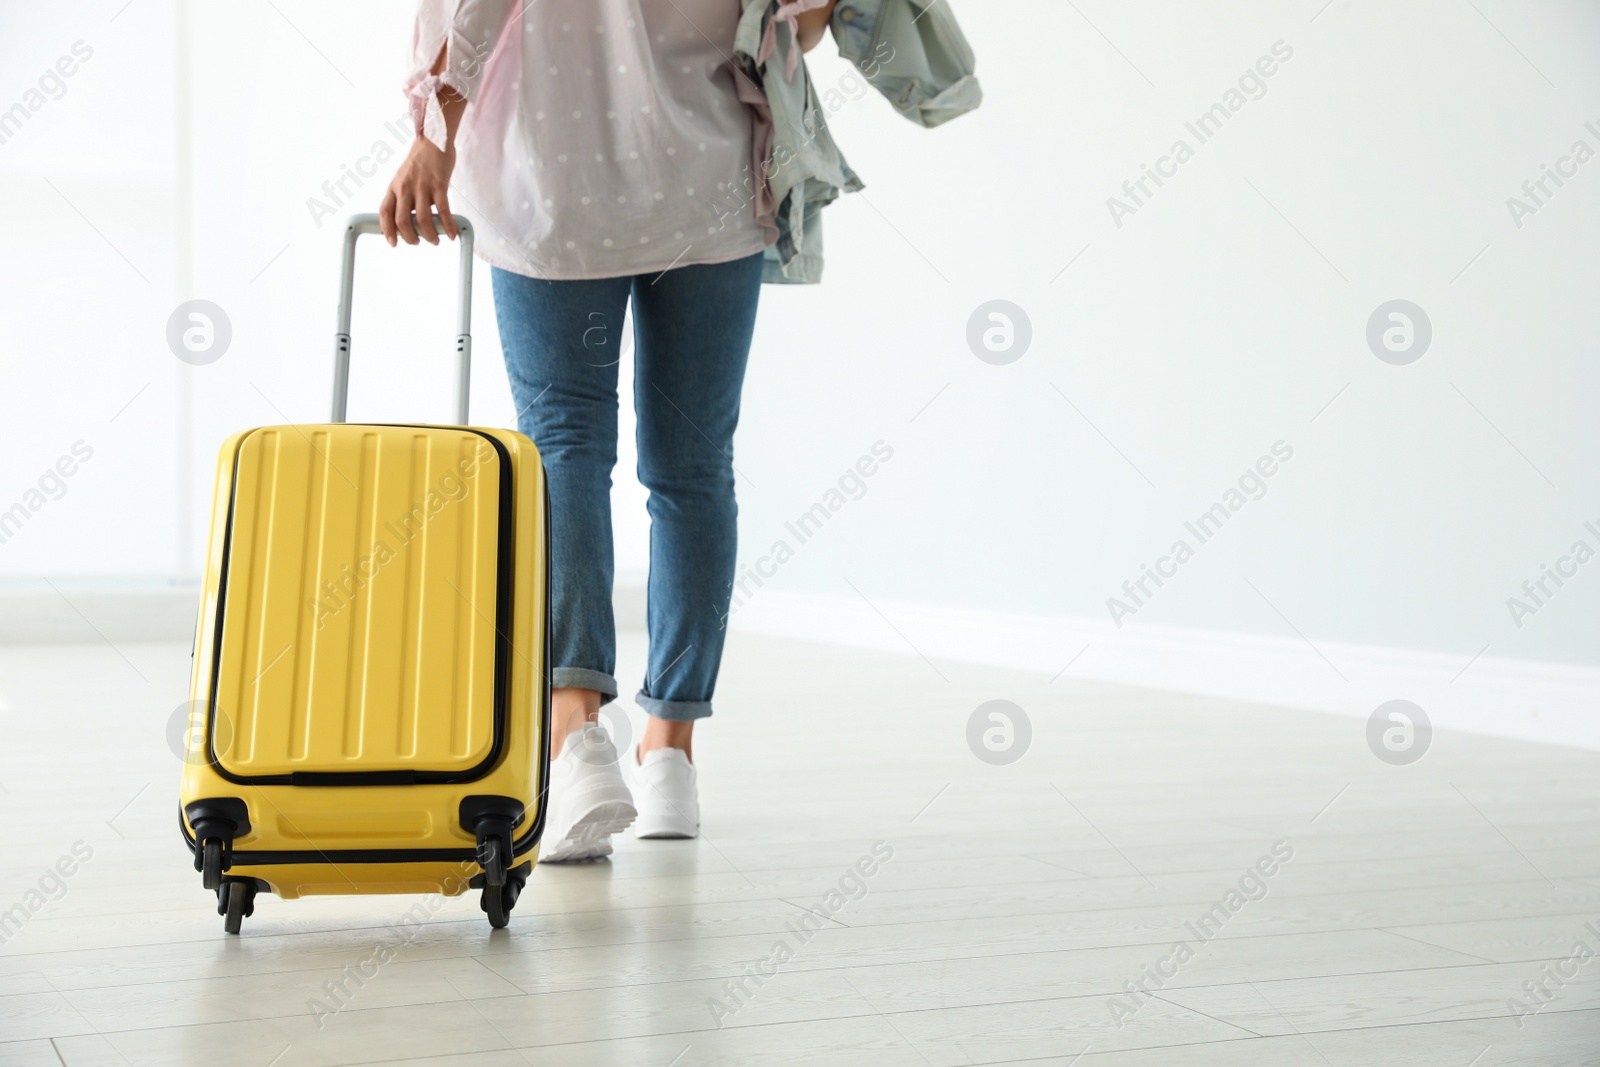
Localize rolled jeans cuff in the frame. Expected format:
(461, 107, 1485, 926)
(635, 689, 713, 722)
(552, 667, 619, 704)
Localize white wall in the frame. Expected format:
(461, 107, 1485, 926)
(1, 1, 1597, 679)
(742, 0, 1600, 671)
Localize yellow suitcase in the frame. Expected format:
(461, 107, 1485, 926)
(178, 214, 550, 933)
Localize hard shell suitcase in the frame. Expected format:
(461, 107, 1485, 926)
(178, 213, 551, 933)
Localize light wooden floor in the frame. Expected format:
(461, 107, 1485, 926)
(2, 632, 1599, 1066)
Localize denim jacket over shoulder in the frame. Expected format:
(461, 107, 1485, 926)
(735, 0, 981, 284)
(833, 0, 984, 128)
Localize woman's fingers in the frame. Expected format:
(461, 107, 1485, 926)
(434, 188, 458, 240)
(379, 186, 399, 247)
(415, 195, 441, 245)
(394, 186, 419, 245)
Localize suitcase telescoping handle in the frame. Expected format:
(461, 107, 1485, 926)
(332, 212, 476, 424)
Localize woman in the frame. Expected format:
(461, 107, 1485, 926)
(381, 0, 835, 861)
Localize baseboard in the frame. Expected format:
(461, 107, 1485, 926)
(726, 589, 1600, 752)
(0, 578, 647, 647)
(13, 581, 1595, 751)
(0, 582, 202, 645)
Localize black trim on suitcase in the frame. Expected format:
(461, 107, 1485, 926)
(178, 807, 544, 864)
(205, 427, 515, 787)
(179, 466, 554, 868)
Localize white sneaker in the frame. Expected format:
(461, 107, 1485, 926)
(538, 726, 637, 863)
(628, 745, 700, 839)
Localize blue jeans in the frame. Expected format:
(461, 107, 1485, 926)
(491, 252, 764, 722)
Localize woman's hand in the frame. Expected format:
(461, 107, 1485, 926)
(795, 0, 837, 52)
(381, 42, 467, 247)
(380, 131, 458, 246)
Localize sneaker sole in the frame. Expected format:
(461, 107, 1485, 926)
(539, 800, 637, 864)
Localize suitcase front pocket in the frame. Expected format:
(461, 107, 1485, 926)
(205, 424, 513, 784)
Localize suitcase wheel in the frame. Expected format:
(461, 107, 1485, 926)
(187, 799, 250, 892)
(461, 796, 525, 893)
(199, 839, 225, 891)
(478, 834, 507, 888)
(477, 860, 531, 930)
(484, 881, 509, 929)
(478, 836, 510, 928)
(217, 879, 257, 935)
